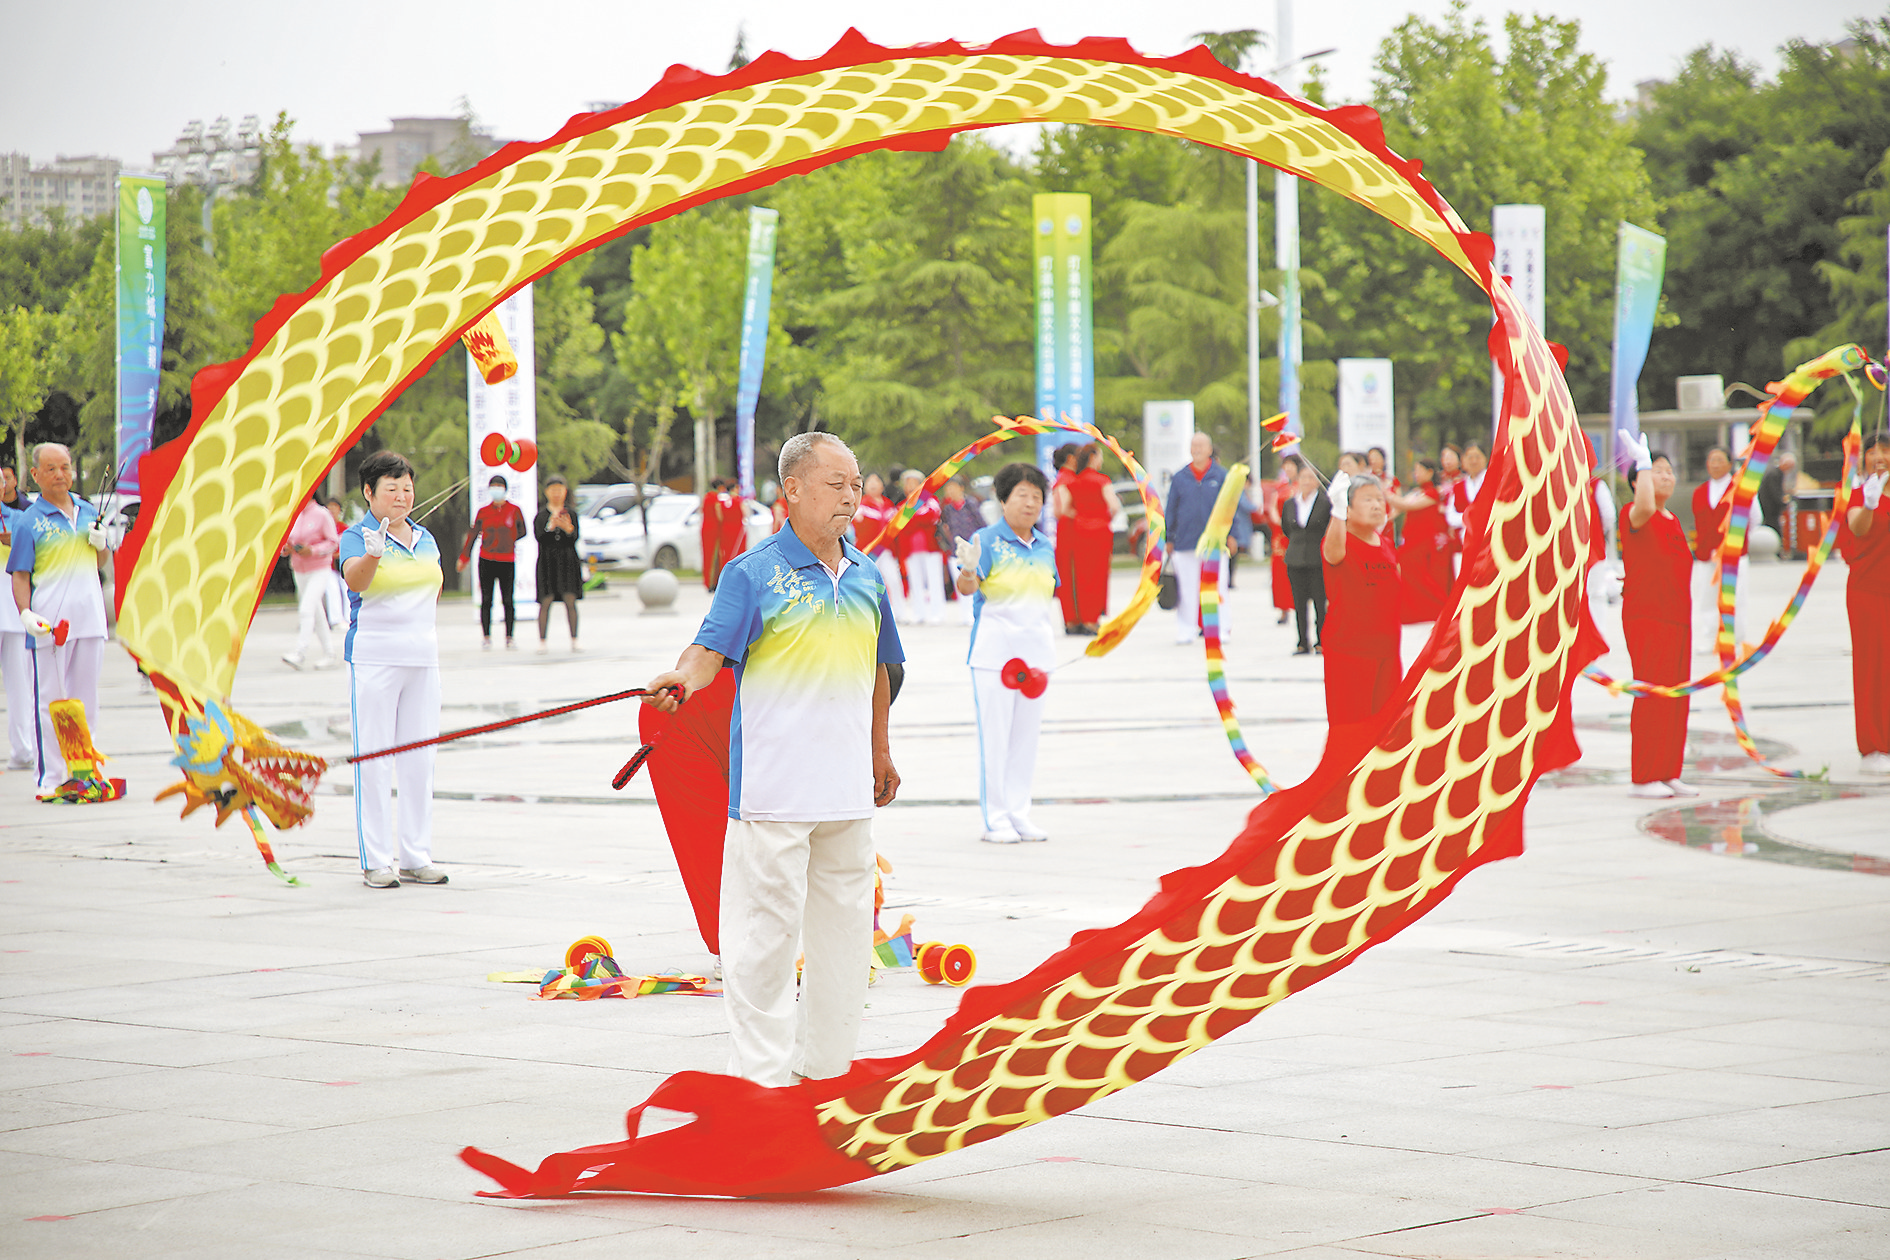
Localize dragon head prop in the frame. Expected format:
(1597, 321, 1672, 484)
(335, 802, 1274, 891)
(158, 700, 327, 829)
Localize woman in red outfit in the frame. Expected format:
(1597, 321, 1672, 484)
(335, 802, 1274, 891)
(1320, 472, 1403, 736)
(854, 474, 906, 623)
(1839, 433, 1890, 774)
(1616, 432, 1697, 800)
(1391, 457, 1452, 623)
(456, 474, 529, 649)
(1268, 455, 1302, 625)
(1049, 444, 1083, 633)
(699, 480, 726, 590)
(1052, 443, 1121, 635)
(897, 468, 947, 625)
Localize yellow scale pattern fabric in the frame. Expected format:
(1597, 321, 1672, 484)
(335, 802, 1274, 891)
(116, 51, 1475, 704)
(818, 280, 1588, 1170)
(113, 40, 1589, 1176)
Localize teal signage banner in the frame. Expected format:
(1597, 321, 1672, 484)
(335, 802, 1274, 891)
(733, 206, 778, 499)
(1610, 222, 1667, 445)
(115, 175, 166, 495)
(1032, 192, 1093, 471)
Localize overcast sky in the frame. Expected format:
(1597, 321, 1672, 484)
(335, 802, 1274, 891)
(3, 1, 1877, 168)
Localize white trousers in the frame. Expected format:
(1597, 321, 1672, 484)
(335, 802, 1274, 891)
(1691, 557, 1750, 652)
(29, 636, 103, 792)
(720, 816, 876, 1087)
(1171, 549, 1227, 641)
(905, 551, 946, 625)
(2, 631, 32, 766)
(292, 569, 334, 661)
(971, 666, 1045, 835)
(349, 663, 439, 872)
(874, 552, 909, 624)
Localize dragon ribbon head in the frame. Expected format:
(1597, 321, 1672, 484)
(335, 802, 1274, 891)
(158, 700, 327, 829)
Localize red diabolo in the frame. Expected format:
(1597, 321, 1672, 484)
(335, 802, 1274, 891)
(999, 656, 1048, 699)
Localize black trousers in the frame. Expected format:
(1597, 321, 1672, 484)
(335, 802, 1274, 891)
(1287, 564, 1326, 651)
(479, 558, 516, 638)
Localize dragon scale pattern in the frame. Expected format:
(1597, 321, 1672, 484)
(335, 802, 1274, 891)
(818, 282, 1589, 1168)
(117, 48, 1475, 711)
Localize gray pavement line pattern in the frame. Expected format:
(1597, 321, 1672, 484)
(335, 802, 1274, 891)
(1643, 782, 1890, 878)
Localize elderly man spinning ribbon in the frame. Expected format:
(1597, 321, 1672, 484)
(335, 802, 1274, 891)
(643, 432, 903, 1088)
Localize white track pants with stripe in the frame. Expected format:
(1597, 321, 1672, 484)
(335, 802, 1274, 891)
(349, 662, 439, 872)
(30, 635, 102, 793)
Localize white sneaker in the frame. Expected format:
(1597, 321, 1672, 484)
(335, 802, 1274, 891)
(1175, 630, 1199, 645)
(981, 829, 1024, 844)
(1861, 753, 1890, 775)
(1628, 781, 1675, 799)
(1012, 820, 1049, 842)
(280, 653, 305, 670)
(1663, 779, 1701, 797)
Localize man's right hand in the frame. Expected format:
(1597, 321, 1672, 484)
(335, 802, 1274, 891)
(641, 670, 691, 713)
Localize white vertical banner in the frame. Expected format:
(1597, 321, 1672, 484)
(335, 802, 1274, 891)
(466, 285, 539, 610)
(1490, 203, 1546, 429)
(1337, 359, 1395, 468)
(1142, 400, 1195, 500)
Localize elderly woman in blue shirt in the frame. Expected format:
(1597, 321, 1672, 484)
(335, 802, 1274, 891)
(955, 462, 1058, 844)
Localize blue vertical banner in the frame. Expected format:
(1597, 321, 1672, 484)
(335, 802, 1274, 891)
(733, 206, 779, 499)
(115, 175, 166, 495)
(1609, 222, 1668, 449)
(1032, 193, 1093, 471)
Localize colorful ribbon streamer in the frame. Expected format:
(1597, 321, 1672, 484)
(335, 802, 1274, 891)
(1195, 464, 1277, 795)
(862, 414, 1166, 659)
(239, 804, 301, 886)
(1583, 343, 1880, 778)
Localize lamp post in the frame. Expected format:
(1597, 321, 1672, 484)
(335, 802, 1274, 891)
(1244, 15, 1334, 477)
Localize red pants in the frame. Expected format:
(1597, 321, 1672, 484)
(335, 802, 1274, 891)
(1625, 617, 1688, 784)
(1063, 523, 1112, 625)
(1851, 588, 1890, 756)
(1323, 651, 1400, 728)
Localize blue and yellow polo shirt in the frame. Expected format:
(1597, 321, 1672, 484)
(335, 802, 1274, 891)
(5, 495, 107, 642)
(695, 524, 904, 822)
(337, 513, 444, 666)
(967, 519, 1058, 670)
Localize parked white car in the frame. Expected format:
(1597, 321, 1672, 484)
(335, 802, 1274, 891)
(581, 492, 771, 571)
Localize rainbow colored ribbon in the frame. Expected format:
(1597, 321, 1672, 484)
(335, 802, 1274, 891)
(1195, 464, 1277, 795)
(864, 414, 1167, 658)
(1584, 343, 1880, 778)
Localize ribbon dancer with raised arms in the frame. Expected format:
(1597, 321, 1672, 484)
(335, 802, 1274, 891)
(643, 432, 903, 1088)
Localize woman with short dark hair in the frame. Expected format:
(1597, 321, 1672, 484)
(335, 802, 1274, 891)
(535, 474, 583, 653)
(956, 461, 1057, 843)
(339, 450, 446, 888)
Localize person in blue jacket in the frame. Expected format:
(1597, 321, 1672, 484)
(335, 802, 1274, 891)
(1164, 433, 1252, 643)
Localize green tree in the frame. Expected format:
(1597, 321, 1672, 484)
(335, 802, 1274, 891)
(0, 305, 74, 468)
(532, 262, 620, 481)
(1309, 4, 1658, 457)
(1639, 21, 1890, 413)
(1786, 144, 1890, 416)
(814, 138, 1033, 466)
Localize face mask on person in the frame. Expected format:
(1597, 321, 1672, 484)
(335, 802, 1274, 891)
(488, 487, 507, 505)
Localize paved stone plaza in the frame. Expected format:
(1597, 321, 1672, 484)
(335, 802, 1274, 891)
(3, 556, 1886, 1259)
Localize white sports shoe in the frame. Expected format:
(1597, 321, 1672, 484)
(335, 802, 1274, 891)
(981, 829, 1025, 844)
(1663, 779, 1701, 797)
(280, 653, 305, 670)
(1628, 781, 1675, 799)
(1861, 753, 1890, 775)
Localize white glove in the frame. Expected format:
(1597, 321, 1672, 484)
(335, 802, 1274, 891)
(1617, 428, 1653, 472)
(361, 525, 386, 558)
(86, 523, 109, 550)
(1864, 472, 1887, 511)
(20, 608, 54, 638)
(954, 534, 981, 570)
(1327, 471, 1351, 523)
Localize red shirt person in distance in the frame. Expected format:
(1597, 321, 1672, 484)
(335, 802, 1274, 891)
(1616, 431, 1698, 800)
(457, 474, 529, 649)
(1320, 471, 1403, 740)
